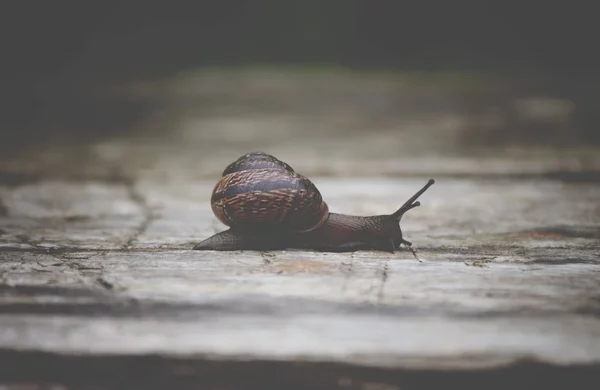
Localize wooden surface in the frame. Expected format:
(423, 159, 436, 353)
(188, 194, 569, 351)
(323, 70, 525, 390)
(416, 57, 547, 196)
(1, 70, 600, 389)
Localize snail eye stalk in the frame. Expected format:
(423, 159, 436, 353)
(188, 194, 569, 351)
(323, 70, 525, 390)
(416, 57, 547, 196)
(392, 179, 435, 221)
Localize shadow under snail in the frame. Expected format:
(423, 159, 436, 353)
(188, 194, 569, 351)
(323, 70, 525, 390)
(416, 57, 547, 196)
(193, 152, 434, 253)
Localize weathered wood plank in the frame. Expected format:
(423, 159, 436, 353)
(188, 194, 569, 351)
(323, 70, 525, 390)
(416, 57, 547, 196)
(1, 71, 600, 386)
(1, 176, 599, 371)
(1, 247, 599, 370)
(3, 177, 598, 252)
(0, 181, 145, 250)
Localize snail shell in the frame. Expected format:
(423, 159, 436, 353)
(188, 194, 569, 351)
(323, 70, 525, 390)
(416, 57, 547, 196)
(211, 152, 329, 233)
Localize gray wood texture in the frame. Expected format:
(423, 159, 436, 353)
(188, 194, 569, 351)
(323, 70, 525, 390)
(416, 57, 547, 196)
(1, 70, 599, 388)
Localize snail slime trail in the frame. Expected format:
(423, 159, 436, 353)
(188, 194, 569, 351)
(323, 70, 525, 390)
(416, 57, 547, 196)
(193, 152, 435, 253)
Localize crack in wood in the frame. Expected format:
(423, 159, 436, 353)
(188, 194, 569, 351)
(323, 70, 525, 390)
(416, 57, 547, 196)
(465, 259, 491, 267)
(261, 251, 276, 265)
(5, 236, 104, 285)
(121, 180, 156, 250)
(34, 250, 106, 288)
(407, 245, 422, 262)
(339, 256, 354, 294)
(96, 276, 115, 290)
(377, 261, 389, 303)
(67, 262, 103, 271)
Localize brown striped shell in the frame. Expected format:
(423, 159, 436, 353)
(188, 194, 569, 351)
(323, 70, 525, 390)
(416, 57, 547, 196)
(210, 152, 329, 233)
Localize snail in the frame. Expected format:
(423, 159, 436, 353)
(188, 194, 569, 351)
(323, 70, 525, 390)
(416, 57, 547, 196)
(193, 152, 434, 253)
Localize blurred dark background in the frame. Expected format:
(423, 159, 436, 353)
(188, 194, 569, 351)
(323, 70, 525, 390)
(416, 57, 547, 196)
(2, 1, 599, 153)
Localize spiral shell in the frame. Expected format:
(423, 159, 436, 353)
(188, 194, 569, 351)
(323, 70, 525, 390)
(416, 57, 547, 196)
(210, 152, 329, 233)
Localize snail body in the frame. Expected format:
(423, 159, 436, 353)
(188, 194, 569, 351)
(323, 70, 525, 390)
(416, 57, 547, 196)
(193, 152, 434, 253)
